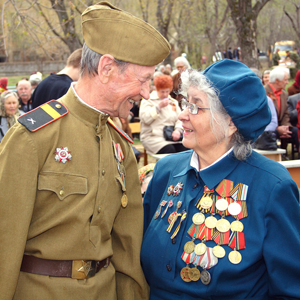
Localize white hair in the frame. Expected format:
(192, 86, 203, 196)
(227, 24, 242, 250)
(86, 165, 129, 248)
(269, 67, 290, 83)
(174, 56, 191, 69)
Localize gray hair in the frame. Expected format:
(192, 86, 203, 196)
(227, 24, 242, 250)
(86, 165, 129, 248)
(80, 43, 129, 77)
(174, 56, 191, 69)
(180, 69, 251, 161)
(269, 67, 289, 83)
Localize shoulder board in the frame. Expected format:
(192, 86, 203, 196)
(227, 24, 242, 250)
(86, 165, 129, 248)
(18, 100, 68, 132)
(107, 117, 133, 144)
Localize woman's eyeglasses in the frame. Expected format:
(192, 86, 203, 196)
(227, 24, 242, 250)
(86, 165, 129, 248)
(180, 98, 210, 115)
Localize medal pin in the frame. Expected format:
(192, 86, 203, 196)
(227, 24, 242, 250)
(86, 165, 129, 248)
(161, 200, 173, 219)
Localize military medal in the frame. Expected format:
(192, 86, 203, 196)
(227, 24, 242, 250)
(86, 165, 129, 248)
(184, 240, 195, 254)
(216, 218, 231, 233)
(231, 220, 244, 232)
(228, 249, 242, 264)
(167, 185, 173, 196)
(121, 193, 128, 208)
(229, 183, 248, 219)
(166, 201, 183, 232)
(189, 265, 201, 281)
(172, 182, 183, 196)
(180, 266, 192, 282)
(161, 200, 173, 218)
(228, 202, 242, 216)
(212, 244, 226, 258)
(170, 211, 187, 239)
(154, 200, 167, 219)
(194, 241, 207, 255)
(192, 212, 205, 225)
(215, 198, 228, 211)
(200, 269, 211, 285)
(55, 147, 72, 163)
(205, 215, 217, 229)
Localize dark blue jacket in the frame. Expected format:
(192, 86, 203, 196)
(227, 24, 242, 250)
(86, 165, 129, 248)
(142, 150, 300, 300)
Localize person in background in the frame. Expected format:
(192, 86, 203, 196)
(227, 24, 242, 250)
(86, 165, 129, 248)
(227, 47, 233, 59)
(265, 67, 298, 153)
(273, 48, 281, 66)
(233, 46, 240, 61)
(16, 79, 33, 112)
(288, 69, 300, 96)
(0, 91, 23, 142)
(32, 48, 82, 108)
(170, 56, 191, 102)
(140, 74, 187, 154)
(262, 70, 271, 85)
(141, 59, 300, 299)
(0, 2, 170, 299)
(0, 77, 8, 94)
(29, 73, 42, 92)
(285, 50, 300, 79)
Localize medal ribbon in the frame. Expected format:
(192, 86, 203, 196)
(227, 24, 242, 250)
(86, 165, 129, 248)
(166, 212, 181, 233)
(212, 230, 230, 245)
(228, 231, 245, 250)
(170, 211, 187, 239)
(215, 179, 234, 198)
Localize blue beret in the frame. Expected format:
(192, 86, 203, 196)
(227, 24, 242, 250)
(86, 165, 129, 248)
(203, 59, 271, 142)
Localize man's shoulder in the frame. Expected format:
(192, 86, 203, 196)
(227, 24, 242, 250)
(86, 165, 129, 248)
(18, 100, 68, 132)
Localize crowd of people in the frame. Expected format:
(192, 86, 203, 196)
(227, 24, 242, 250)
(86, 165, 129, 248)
(0, 2, 299, 299)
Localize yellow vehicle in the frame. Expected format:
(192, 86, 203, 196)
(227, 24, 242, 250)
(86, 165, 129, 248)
(274, 40, 297, 58)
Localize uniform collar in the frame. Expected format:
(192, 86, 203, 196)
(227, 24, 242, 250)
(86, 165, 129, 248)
(173, 149, 239, 190)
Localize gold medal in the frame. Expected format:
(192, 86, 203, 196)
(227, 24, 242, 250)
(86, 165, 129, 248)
(180, 266, 191, 282)
(121, 193, 128, 208)
(212, 245, 225, 258)
(216, 218, 231, 232)
(184, 240, 195, 254)
(189, 266, 201, 281)
(216, 198, 228, 211)
(231, 220, 244, 232)
(228, 250, 242, 264)
(205, 215, 217, 229)
(200, 196, 213, 209)
(194, 242, 207, 255)
(192, 212, 205, 225)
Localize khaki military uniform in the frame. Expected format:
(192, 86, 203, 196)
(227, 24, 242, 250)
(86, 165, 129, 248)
(0, 88, 149, 300)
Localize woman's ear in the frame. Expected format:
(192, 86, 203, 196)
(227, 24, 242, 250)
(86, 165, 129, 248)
(228, 119, 237, 137)
(98, 54, 115, 84)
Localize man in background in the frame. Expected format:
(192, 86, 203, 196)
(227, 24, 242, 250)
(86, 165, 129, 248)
(16, 79, 33, 112)
(32, 48, 82, 108)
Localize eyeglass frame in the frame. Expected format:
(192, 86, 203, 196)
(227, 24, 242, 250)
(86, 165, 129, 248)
(180, 98, 210, 115)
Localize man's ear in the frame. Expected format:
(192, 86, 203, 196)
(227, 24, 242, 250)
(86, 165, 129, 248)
(98, 54, 115, 84)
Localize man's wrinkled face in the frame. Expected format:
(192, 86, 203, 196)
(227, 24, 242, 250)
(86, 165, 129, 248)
(17, 80, 32, 103)
(107, 63, 155, 118)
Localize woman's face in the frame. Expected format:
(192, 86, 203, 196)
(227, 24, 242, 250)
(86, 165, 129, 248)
(263, 73, 270, 85)
(178, 86, 235, 158)
(157, 88, 171, 100)
(4, 95, 18, 116)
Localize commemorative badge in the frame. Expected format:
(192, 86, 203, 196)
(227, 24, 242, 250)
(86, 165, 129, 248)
(55, 147, 72, 163)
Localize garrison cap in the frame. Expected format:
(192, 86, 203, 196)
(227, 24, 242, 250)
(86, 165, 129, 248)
(82, 1, 170, 66)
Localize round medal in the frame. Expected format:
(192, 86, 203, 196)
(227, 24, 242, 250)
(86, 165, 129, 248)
(228, 250, 242, 264)
(192, 212, 205, 225)
(200, 269, 211, 285)
(194, 242, 207, 255)
(180, 266, 191, 282)
(216, 198, 228, 211)
(189, 267, 201, 281)
(228, 202, 242, 216)
(231, 220, 244, 232)
(184, 241, 195, 254)
(212, 245, 226, 258)
(200, 197, 213, 209)
(121, 194, 128, 208)
(168, 212, 177, 224)
(205, 215, 217, 229)
(216, 218, 231, 232)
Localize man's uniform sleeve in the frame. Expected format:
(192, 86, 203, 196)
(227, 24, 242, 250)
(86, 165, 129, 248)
(0, 125, 39, 299)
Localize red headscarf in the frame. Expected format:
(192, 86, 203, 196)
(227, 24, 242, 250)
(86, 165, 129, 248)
(293, 70, 300, 89)
(0, 77, 8, 93)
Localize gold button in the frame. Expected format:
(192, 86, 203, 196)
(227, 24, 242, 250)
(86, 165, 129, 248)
(55, 104, 62, 109)
(98, 206, 101, 213)
(102, 169, 105, 175)
(59, 190, 64, 196)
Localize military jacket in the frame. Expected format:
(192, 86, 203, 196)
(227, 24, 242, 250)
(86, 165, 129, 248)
(0, 88, 149, 300)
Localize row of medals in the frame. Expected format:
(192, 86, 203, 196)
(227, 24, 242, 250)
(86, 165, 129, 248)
(180, 195, 245, 285)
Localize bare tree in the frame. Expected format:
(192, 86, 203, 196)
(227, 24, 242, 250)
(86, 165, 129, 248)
(227, 0, 270, 68)
(284, 1, 300, 42)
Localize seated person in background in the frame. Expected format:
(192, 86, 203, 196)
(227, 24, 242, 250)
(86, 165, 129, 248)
(29, 73, 42, 93)
(287, 93, 300, 127)
(16, 79, 33, 113)
(140, 74, 188, 154)
(138, 163, 156, 200)
(288, 69, 300, 96)
(264, 67, 299, 153)
(0, 91, 23, 142)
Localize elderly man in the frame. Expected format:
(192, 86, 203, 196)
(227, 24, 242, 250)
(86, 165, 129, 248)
(16, 79, 33, 112)
(265, 67, 299, 153)
(0, 2, 170, 300)
(170, 56, 191, 102)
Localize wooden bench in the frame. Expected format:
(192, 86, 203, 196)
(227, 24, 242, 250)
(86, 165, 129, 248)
(279, 160, 300, 187)
(254, 148, 286, 161)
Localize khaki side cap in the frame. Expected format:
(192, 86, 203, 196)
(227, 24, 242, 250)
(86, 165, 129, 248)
(82, 2, 170, 66)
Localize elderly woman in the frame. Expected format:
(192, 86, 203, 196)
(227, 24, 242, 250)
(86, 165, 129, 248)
(141, 60, 300, 299)
(0, 91, 22, 142)
(140, 74, 187, 154)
